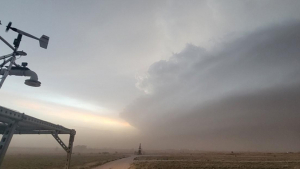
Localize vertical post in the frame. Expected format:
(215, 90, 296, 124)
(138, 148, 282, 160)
(138, 143, 142, 155)
(0, 56, 16, 89)
(65, 134, 75, 169)
(0, 33, 20, 89)
(0, 121, 18, 167)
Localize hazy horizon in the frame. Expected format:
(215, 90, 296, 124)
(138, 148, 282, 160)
(1, 0, 300, 152)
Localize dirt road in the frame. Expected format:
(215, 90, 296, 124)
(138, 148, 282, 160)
(93, 156, 136, 169)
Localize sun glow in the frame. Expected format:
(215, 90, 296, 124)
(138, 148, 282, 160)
(15, 99, 134, 130)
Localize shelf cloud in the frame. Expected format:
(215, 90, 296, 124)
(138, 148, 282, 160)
(121, 21, 300, 151)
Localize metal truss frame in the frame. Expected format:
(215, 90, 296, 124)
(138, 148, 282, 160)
(0, 106, 76, 169)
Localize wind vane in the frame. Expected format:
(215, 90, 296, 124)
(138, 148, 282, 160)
(0, 21, 49, 89)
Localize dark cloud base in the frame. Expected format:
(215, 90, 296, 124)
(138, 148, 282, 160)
(121, 21, 300, 151)
(161, 84, 300, 151)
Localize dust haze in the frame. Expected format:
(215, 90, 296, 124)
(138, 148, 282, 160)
(121, 21, 300, 151)
(1, 0, 300, 152)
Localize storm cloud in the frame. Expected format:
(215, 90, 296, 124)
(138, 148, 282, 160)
(121, 21, 300, 151)
(2, 0, 300, 150)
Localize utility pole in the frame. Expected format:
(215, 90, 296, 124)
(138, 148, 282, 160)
(138, 143, 142, 155)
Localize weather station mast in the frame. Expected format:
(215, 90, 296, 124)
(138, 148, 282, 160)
(0, 21, 76, 169)
(0, 21, 49, 88)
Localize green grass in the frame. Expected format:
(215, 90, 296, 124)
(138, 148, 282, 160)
(2, 153, 127, 169)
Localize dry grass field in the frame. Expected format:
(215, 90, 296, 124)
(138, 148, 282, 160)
(1, 153, 127, 169)
(129, 152, 300, 169)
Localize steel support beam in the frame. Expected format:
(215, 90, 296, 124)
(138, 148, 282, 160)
(0, 106, 73, 134)
(0, 128, 63, 135)
(65, 134, 75, 169)
(0, 106, 76, 169)
(0, 121, 18, 167)
(52, 132, 75, 169)
(52, 133, 69, 152)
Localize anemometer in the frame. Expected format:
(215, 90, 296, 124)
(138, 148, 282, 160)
(0, 21, 49, 89)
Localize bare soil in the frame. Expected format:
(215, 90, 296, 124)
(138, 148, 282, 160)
(1, 153, 127, 169)
(129, 152, 300, 169)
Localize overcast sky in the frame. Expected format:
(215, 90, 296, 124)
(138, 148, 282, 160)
(1, 0, 300, 151)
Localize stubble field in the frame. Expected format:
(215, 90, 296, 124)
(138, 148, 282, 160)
(2, 153, 127, 169)
(129, 152, 300, 169)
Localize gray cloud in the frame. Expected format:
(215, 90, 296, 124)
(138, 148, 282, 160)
(121, 21, 300, 151)
(1, 0, 300, 150)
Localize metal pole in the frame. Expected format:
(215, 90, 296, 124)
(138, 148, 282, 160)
(0, 54, 16, 89)
(0, 121, 18, 167)
(65, 134, 75, 169)
(0, 33, 19, 89)
(0, 36, 15, 51)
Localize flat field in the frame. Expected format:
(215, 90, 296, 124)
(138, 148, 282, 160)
(129, 152, 300, 169)
(2, 153, 127, 169)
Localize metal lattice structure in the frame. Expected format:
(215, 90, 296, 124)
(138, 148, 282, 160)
(0, 106, 76, 169)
